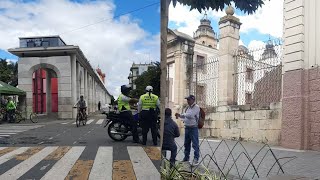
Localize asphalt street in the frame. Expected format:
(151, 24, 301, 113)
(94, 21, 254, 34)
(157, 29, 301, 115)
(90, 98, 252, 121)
(0, 113, 161, 180)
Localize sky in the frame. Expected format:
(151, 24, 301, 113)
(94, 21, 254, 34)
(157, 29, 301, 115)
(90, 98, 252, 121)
(168, 0, 283, 50)
(0, 0, 160, 98)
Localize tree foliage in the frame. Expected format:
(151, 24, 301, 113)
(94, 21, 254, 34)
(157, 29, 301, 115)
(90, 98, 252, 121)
(130, 62, 160, 98)
(0, 58, 18, 86)
(171, 0, 267, 14)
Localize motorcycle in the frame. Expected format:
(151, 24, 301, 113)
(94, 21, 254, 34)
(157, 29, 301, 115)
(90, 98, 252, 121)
(103, 111, 161, 141)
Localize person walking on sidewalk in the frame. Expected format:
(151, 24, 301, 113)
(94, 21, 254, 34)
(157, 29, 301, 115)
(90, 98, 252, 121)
(98, 101, 101, 111)
(162, 108, 180, 167)
(118, 84, 140, 143)
(175, 95, 200, 165)
(138, 85, 160, 146)
(6, 97, 16, 123)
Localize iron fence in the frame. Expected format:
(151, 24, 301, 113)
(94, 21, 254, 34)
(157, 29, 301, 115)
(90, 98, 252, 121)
(191, 56, 219, 109)
(233, 39, 283, 108)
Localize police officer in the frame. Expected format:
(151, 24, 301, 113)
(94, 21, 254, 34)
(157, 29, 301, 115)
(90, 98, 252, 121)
(117, 84, 140, 143)
(138, 86, 160, 146)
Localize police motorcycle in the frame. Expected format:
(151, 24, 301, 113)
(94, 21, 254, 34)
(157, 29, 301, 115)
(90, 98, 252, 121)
(103, 106, 161, 142)
(103, 85, 160, 141)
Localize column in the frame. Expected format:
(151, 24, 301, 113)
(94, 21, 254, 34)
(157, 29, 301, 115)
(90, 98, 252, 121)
(71, 54, 77, 118)
(84, 69, 88, 101)
(76, 62, 80, 98)
(217, 6, 241, 106)
(46, 70, 52, 115)
(80, 67, 85, 96)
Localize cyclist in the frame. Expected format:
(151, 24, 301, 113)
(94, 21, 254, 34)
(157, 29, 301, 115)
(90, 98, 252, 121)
(6, 97, 16, 123)
(74, 95, 87, 119)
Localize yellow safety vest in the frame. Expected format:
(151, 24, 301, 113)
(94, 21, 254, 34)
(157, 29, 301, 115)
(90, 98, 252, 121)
(140, 93, 158, 110)
(117, 94, 130, 111)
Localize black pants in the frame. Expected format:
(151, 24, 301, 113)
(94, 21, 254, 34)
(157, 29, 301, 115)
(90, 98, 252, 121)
(119, 111, 139, 142)
(8, 109, 15, 123)
(140, 110, 157, 145)
(162, 145, 177, 168)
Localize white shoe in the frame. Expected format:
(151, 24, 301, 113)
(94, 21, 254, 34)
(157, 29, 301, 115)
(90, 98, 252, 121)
(191, 159, 199, 166)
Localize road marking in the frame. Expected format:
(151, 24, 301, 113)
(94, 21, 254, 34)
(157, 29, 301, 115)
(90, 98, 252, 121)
(73, 141, 77, 144)
(72, 122, 76, 124)
(96, 119, 104, 124)
(113, 160, 136, 180)
(40, 163, 51, 171)
(66, 159, 94, 180)
(0, 147, 30, 165)
(271, 147, 306, 152)
(0, 147, 17, 156)
(86, 119, 94, 124)
(40, 146, 85, 180)
(48, 137, 53, 140)
(0, 135, 11, 137)
(61, 122, 68, 125)
(88, 147, 113, 180)
(127, 146, 160, 180)
(0, 147, 7, 151)
(0, 147, 58, 179)
(0, 133, 16, 134)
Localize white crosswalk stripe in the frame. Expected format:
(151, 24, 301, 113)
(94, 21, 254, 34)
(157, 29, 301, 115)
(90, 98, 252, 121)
(0, 147, 58, 179)
(0, 146, 160, 179)
(70, 119, 105, 125)
(96, 119, 104, 124)
(0, 125, 42, 138)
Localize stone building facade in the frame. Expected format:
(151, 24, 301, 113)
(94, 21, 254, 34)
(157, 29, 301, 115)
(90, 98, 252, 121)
(9, 36, 112, 119)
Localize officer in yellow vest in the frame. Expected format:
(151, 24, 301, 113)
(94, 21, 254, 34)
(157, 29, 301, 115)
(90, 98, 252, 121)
(138, 86, 160, 146)
(117, 84, 140, 143)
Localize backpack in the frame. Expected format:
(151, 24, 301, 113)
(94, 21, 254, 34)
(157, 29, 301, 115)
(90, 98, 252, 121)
(198, 108, 205, 129)
(185, 106, 206, 129)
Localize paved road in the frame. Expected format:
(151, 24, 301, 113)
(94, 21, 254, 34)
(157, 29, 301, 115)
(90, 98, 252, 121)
(167, 136, 320, 179)
(0, 113, 161, 179)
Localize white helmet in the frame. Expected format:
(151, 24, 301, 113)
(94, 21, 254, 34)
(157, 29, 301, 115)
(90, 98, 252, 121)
(145, 86, 153, 92)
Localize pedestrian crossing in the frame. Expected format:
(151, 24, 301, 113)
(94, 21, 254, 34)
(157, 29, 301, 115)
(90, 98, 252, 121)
(69, 119, 106, 125)
(0, 146, 161, 179)
(0, 125, 43, 138)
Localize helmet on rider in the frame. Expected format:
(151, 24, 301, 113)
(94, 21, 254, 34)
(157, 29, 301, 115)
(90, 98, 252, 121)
(121, 84, 132, 96)
(145, 85, 153, 92)
(80, 95, 84, 100)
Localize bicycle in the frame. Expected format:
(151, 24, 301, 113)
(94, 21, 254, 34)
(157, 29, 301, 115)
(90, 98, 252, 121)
(15, 110, 38, 123)
(73, 107, 87, 127)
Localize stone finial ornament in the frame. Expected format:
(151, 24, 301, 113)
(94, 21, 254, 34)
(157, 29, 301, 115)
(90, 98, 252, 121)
(225, 5, 235, 16)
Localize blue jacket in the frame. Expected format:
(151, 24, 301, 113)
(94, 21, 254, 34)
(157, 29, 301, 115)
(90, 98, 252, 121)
(163, 116, 180, 149)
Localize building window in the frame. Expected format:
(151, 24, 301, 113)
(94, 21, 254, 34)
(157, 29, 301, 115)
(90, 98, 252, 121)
(246, 67, 253, 82)
(196, 55, 205, 71)
(245, 92, 252, 104)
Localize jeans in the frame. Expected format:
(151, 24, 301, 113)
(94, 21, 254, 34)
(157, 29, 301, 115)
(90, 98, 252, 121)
(184, 127, 199, 160)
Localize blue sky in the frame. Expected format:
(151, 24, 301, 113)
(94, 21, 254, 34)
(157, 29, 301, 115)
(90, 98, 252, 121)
(0, 0, 160, 62)
(0, 0, 160, 96)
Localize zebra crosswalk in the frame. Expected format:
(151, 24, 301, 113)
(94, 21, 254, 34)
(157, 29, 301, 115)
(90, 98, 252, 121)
(68, 119, 106, 125)
(0, 125, 43, 138)
(0, 146, 161, 179)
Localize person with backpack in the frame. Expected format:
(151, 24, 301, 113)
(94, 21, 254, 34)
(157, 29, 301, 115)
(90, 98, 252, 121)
(175, 95, 200, 165)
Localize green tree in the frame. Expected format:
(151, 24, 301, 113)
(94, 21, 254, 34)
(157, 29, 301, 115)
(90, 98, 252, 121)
(159, 0, 268, 147)
(0, 58, 17, 86)
(130, 62, 160, 98)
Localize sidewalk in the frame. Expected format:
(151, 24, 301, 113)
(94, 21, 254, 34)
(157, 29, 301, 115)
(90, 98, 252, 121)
(169, 136, 320, 179)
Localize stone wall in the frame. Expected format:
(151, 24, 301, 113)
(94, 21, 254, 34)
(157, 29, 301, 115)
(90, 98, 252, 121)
(198, 103, 282, 145)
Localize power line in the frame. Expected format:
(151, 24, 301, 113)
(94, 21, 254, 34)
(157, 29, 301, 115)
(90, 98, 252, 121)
(60, 2, 159, 35)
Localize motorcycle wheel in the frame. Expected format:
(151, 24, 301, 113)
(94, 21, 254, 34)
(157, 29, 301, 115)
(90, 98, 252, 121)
(108, 121, 128, 141)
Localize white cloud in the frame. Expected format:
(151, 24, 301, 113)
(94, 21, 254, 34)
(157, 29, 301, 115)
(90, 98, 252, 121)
(169, 0, 283, 38)
(0, 0, 159, 97)
(236, 0, 283, 38)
